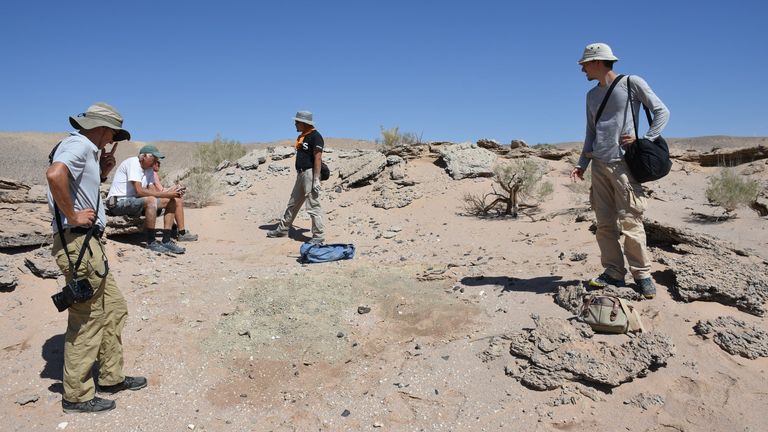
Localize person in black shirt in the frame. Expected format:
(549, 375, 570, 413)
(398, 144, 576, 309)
(267, 111, 325, 244)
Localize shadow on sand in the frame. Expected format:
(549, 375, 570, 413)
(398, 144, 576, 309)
(460, 275, 583, 295)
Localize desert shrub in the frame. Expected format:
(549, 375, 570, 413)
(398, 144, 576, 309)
(705, 168, 760, 214)
(463, 159, 553, 217)
(183, 167, 220, 208)
(564, 154, 592, 196)
(377, 127, 422, 149)
(195, 134, 246, 170)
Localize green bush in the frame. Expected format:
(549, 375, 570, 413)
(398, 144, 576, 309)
(377, 127, 422, 148)
(463, 159, 553, 217)
(195, 134, 247, 170)
(705, 169, 760, 214)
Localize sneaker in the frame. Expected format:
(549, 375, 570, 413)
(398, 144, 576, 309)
(98, 376, 148, 394)
(146, 241, 170, 253)
(635, 278, 657, 299)
(62, 396, 115, 414)
(176, 231, 198, 242)
(161, 240, 185, 254)
(267, 229, 288, 238)
(588, 272, 626, 288)
(308, 237, 325, 245)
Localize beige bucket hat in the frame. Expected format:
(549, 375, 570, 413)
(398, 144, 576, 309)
(69, 102, 131, 141)
(293, 111, 314, 126)
(578, 42, 619, 64)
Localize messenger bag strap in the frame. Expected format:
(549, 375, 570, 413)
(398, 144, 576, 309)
(617, 298, 646, 333)
(53, 195, 101, 277)
(627, 76, 656, 142)
(594, 74, 625, 125)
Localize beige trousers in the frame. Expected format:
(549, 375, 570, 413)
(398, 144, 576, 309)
(52, 232, 127, 403)
(590, 159, 651, 281)
(277, 169, 325, 240)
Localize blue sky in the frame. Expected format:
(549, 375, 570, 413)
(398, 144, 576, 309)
(1, 0, 766, 144)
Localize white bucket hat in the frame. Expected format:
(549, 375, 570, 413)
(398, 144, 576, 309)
(69, 102, 131, 141)
(293, 111, 314, 126)
(578, 42, 619, 65)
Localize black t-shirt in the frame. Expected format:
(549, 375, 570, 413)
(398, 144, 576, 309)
(295, 130, 324, 170)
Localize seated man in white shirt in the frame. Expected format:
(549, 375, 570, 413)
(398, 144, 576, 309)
(106, 145, 196, 254)
(141, 158, 197, 242)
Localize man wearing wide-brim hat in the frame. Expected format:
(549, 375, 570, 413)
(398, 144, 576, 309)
(267, 110, 326, 244)
(570, 43, 670, 299)
(47, 102, 147, 414)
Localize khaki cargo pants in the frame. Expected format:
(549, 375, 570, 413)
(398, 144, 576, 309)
(590, 159, 651, 281)
(276, 169, 325, 241)
(52, 231, 127, 403)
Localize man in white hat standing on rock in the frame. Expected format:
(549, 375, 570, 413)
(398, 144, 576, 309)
(570, 43, 670, 299)
(47, 103, 147, 414)
(267, 111, 325, 244)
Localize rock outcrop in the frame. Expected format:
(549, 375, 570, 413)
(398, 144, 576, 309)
(676, 145, 768, 167)
(506, 317, 675, 390)
(554, 284, 642, 315)
(437, 143, 496, 180)
(0, 255, 18, 292)
(236, 149, 268, 170)
(270, 146, 295, 161)
(338, 151, 387, 187)
(24, 249, 60, 279)
(694, 316, 768, 359)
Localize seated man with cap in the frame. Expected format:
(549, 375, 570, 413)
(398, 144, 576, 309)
(107, 145, 197, 253)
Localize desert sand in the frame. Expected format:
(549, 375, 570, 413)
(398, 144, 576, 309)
(1, 133, 767, 432)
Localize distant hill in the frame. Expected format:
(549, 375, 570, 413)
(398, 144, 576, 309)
(1, 131, 765, 185)
(0, 132, 377, 185)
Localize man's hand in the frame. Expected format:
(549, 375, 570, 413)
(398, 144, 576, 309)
(70, 209, 96, 226)
(570, 167, 584, 182)
(100, 142, 118, 174)
(166, 185, 183, 198)
(620, 134, 636, 148)
(312, 177, 321, 195)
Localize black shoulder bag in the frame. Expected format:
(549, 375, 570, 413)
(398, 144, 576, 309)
(624, 76, 672, 183)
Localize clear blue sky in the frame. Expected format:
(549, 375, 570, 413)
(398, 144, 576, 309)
(1, 0, 766, 144)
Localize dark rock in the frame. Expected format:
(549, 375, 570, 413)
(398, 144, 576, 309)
(357, 306, 371, 314)
(341, 409, 351, 417)
(694, 316, 768, 359)
(569, 252, 588, 262)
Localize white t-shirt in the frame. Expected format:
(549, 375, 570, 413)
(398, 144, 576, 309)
(141, 170, 156, 188)
(107, 156, 153, 198)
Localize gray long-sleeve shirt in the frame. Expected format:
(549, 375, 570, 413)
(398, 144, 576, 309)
(577, 75, 670, 170)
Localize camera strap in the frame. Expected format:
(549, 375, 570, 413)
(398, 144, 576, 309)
(53, 199, 103, 278)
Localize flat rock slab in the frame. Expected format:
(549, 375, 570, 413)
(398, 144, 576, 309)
(506, 317, 675, 390)
(669, 251, 768, 316)
(338, 151, 387, 187)
(372, 184, 423, 209)
(0, 202, 52, 249)
(694, 316, 768, 359)
(24, 249, 61, 279)
(237, 149, 268, 170)
(270, 146, 295, 161)
(437, 143, 497, 180)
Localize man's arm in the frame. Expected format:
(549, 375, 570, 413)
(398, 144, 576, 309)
(46, 162, 95, 226)
(312, 148, 322, 193)
(630, 76, 670, 140)
(133, 181, 181, 199)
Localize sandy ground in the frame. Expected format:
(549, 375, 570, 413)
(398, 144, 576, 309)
(1, 147, 767, 432)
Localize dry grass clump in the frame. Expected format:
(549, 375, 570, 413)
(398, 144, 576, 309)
(377, 127, 422, 149)
(463, 159, 553, 218)
(195, 134, 247, 170)
(182, 167, 220, 208)
(705, 168, 760, 215)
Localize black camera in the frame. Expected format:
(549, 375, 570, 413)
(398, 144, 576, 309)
(51, 278, 94, 312)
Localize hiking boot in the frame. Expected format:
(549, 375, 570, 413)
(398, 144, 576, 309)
(62, 396, 116, 414)
(98, 376, 148, 394)
(308, 237, 325, 245)
(161, 240, 185, 254)
(635, 278, 656, 299)
(267, 229, 288, 238)
(176, 231, 198, 242)
(146, 241, 170, 254)
(588, 272, 626, 288)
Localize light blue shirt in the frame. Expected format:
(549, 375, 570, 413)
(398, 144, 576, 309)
(578, 75, 670, 170)
(47, 132, 106, 232)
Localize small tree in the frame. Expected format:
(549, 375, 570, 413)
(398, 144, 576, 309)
(183, 167, 221, 208)
(705, 168, 760, 216)
(463, 159, 553, 218)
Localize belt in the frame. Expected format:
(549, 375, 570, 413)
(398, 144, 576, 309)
(68, 227, 104, 239)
